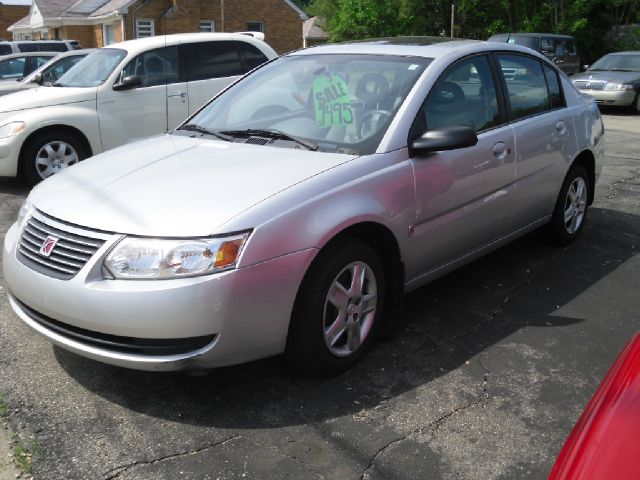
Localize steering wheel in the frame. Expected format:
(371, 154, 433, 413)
(355, 73, 390, 104)
(431, 81, 465, 105)
(360, 109, 392, 138)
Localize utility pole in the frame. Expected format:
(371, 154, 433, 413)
(451, 3, 455, 38)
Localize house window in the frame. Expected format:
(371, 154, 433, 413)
(136, 19, 155, 38)
(103, 23, 116, 45)
(200, 20, 215, 32)
(40, 31, 49, 40)
(245, 21, 263, 33)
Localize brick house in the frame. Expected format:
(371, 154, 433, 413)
(8, 0, 308, 53)
(0, 3, 30, 41)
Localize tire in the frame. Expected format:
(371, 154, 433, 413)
(21, 131, 89, 186)
(629, 92, 640, 114)
(547, 164, 590, 245)
(285, 240, 386, 375)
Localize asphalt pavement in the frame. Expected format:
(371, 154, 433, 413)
(0, 111, 638, 479)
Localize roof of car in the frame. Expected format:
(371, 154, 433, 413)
(0, 51, 59, 60)
(604, 51, 640, 55)
(289, 38, 537, 59)
(105, 32, 271, 54)
(490, 32, 576, 39)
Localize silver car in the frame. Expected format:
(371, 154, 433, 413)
(3, 39, 604, 375)
(571, 51, 640, 113)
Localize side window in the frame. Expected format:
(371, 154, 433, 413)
(236, 42, 268, 72)
(18, 43, 38, 52)
(497, 54, 550, 121)
(40, 42, 66, 52)
(421, 55, 500, 133)
(182, 41, 244, 81)
(34, 56, 52, 68)
(0, 57, 26, 79)
(0, 45, 12, 55)
(543, 64, 564, 109)
(120, 46, 178, 87)
(540, 38, 554, 57)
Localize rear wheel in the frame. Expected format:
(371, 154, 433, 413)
(21, 131, 88, 186)
(548, 164, 589, 245)
(286, 240, 385, 375)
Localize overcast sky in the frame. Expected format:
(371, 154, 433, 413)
(1, 0, 31, 4)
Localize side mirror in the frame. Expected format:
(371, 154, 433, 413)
(113, 75, 142, 91)
(411, 126, 478, 153)
(31, 72, 43, 84)
(583, 64, 590, 70)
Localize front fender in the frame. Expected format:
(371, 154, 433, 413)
(229, 151, 416, 269)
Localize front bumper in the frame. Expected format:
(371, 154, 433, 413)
(3, 214, 317, 371)
(578, 89, 636, 107)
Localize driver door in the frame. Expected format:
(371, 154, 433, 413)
(98, 46, 177, 151)
(407, 55, 516, 277)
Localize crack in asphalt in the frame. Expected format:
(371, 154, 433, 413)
(359, 395, 487, 480)
(102, 435, 240, 480)
(596, 168, 640, 200)
(243, 435, 326, 479)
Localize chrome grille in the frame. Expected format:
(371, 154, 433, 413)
(17, 215, 106, 280)
(573, 80, 607, 91)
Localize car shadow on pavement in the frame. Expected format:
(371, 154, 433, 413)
(52, 206, 638, 429)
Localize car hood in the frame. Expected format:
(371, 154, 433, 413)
(30, 134, 357, 237)
(572, 70, 640, 84)
(0, 85, 95, 113)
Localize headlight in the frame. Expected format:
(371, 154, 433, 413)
(17, 199, 33, 227)
(104, 232, 251, 279)
(0, 121, 26, 140)
(604, 83, 634, 92)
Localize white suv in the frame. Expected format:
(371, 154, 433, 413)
(0, 33, 277, 184)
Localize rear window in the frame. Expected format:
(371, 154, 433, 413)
(182, 41, 244, 81)
(0, 44, 12, 55)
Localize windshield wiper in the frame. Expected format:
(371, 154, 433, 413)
(221, 128, 318, 151)
(608, 68, 634, 72)
(178, 124, 232, 142)
(51, 82, 67, 87)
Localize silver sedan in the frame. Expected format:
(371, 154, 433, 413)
(571, 51, 640, 113)
(3, 38, 604, 375)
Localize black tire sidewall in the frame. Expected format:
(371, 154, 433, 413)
(549, 164, 589, 245)
(286, 240, 386, 375)
(21, 131, 87, 186)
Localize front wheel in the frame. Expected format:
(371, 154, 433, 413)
(285, 240, 385, 375)
(629, 92, 640, 114)
(547, 164, 590, 245)
(21, 131, 88, 186)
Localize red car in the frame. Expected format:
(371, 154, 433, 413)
(549, 333, 640, 479)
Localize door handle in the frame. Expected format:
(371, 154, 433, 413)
(556, 121, 567, 135)
(168, 92, 187, 98)
(492, 142, 511, 160)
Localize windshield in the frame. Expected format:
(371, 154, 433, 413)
(590, 54, 640, 72)
(22, 54, 87, 85)
(508, 36, 540, 51)
(55, 48, 126, 87)
(183, 54, 431, 155)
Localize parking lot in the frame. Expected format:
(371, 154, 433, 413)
(0, 110, 638, 479)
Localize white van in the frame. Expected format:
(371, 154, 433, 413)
(0, 33, 277, 184)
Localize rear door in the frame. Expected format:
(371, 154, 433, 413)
(495, 53, 577, 228)
(181, 40, 245, 114)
